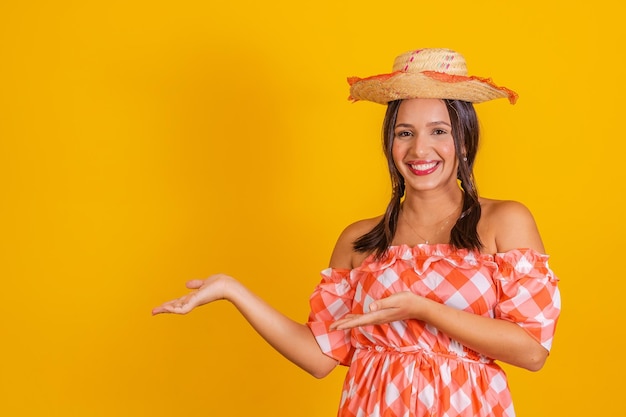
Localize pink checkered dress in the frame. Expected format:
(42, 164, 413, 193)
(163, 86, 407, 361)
(307, 245, 560, 417)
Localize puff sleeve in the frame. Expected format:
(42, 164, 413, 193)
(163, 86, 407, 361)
(306, 268, 355, 366)
(494, 248, 561, 351)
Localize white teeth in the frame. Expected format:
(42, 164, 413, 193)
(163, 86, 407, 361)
(410, 162, 437, 171)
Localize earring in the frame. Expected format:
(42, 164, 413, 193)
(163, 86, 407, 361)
(462, 156, 468, 162)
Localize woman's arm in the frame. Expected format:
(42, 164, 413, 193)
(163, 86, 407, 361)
(330, 291, 548, 371)
(152, 274, 338, 378)
(151, 220, 373, 378)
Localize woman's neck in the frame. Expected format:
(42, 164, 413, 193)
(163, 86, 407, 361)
(401, 187, 464, 224)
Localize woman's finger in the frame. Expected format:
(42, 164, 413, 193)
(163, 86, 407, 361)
(330, 314, 373, 330)
(186, 279, 204, 289)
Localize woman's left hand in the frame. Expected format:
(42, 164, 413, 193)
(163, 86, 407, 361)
(329, 291, 428, 330)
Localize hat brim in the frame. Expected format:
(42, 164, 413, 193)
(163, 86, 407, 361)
(348, 71, 518, 105)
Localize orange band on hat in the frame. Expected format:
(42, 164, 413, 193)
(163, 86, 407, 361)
(422, 71, 519, 104)
(348, 70, 518, 104)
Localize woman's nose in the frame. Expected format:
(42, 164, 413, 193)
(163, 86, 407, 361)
(408, 135, 429, 157)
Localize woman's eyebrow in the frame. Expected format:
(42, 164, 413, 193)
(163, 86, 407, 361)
(395, 121, 452, 128)
(427, 121, 452, 127)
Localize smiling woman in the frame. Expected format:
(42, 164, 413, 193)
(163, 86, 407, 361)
(152, 48, 561, 417)
(353, 96, 483, 258)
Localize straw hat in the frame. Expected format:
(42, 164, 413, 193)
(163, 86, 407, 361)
(348, 48, 518, 105)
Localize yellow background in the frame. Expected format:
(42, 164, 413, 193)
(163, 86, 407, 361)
(1, 1, 623, 416)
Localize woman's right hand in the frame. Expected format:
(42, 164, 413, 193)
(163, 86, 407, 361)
(151, 274, 233, 315)
(151, 271, 338, 378)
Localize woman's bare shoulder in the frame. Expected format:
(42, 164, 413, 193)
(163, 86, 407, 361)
(328, 216, 382, 269)
(342, 216, 383, 240)
(479, 197, 545, 253)
(480, 197, 534, 218)
(480, 198, 541, 230)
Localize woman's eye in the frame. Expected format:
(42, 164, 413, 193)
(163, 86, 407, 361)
(396, 131, 412, 137)
(433, 129, 448, 135)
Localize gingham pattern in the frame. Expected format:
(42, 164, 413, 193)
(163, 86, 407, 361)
(307, 245, 560, 417)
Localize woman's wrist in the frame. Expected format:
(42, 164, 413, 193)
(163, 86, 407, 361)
(217, 273, 242, 305)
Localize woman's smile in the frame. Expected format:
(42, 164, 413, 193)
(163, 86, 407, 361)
(407, 160, 440, 175)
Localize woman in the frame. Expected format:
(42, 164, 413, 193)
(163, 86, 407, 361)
(153, 48, 561, 417)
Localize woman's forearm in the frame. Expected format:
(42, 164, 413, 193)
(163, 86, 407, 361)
(225, 278, 338, 378)
(420, 298, 548, 371)
(331, 291, 548, 371)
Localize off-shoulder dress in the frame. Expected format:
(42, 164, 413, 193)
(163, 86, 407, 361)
(307, 245, 561, 417)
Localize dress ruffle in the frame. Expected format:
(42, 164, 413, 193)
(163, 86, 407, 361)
(358, 244, 496, 275)
(307, 268, 354, 365)
(492, 249, 561, 351)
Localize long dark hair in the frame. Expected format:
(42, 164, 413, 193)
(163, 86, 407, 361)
(353, 99, 482, 259)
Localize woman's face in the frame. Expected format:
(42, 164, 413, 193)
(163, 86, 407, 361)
(391, 98, 459, 193)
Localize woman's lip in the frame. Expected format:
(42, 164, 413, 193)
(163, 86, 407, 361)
(407, 161, 439, 175)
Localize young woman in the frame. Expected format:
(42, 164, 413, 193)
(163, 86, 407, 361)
(153, 48, 561, 417)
